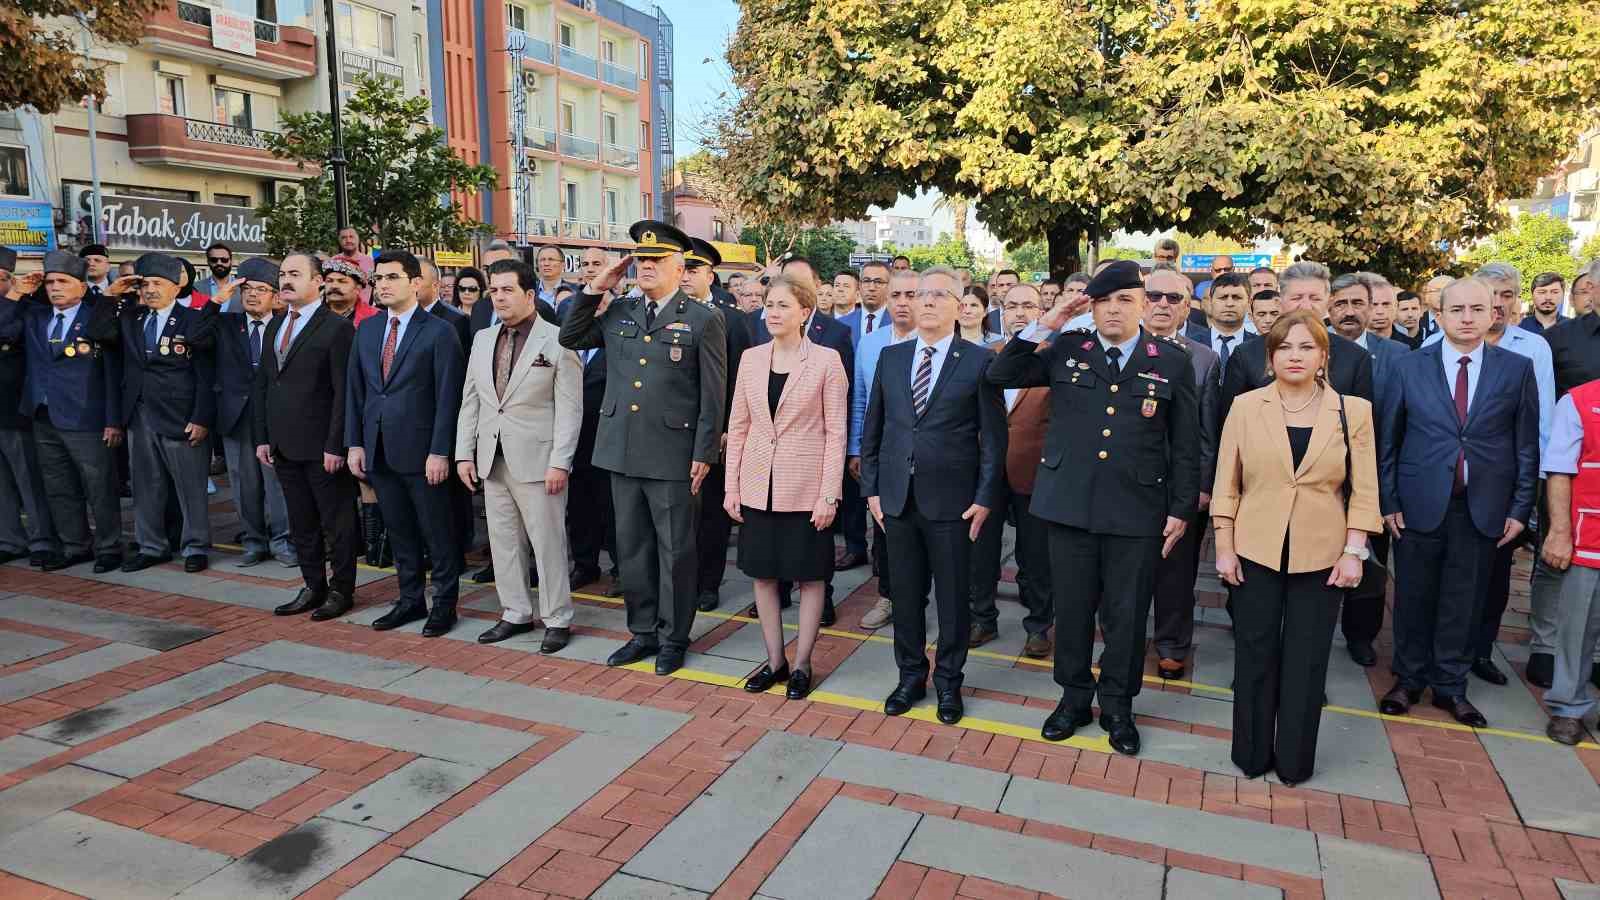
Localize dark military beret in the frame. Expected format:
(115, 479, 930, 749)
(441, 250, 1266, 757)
(135, 252, 183, 285)
(237, 257, 281, 287)
(44, 250, 87, 281)
(1085, 259, 1145, 299)
(78, 243, 109, 258)
(0, 247, 16, 273)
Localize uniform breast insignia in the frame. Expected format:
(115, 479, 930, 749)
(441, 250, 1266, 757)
(1081, 340, 1094, 350)
(63, 344, 76, 357)
(1145, 342, 1159, 357)
(666, 322, 691, 332)
(1137, 371, 1169, 384)
(1142, 398, 1158, 417)
(670, 347, 684, 362)
(173, 338, 187, 357)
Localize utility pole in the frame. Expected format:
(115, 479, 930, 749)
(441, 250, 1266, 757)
(323, 0, 350, 230)
(79, 16, 104, 244)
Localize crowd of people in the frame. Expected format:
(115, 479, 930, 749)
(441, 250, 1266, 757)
(3, 222, 1600, 789)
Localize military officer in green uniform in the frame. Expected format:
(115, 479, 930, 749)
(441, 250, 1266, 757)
(987, 260, 1201, 756)
(560, 221, 729, 675)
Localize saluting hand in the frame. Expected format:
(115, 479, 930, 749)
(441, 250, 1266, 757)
(211, 277, 244, 307)
(962, 504, 990, 542)
(591, 254, 634, 294)
(7, 271, 41, 299)
(1037, 292, 1092, 333)
(1160, 515, 1187, 559)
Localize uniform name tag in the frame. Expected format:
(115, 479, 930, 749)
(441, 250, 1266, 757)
(1137, 371, 1169, 384)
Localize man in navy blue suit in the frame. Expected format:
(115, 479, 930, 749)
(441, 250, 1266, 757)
(1184, 272, 1257, 374)
(346, 250, 467, 637)
(862, 265, 1007, 727)
(417, 259, 474, 562)
(1378, 277, 1539, 728)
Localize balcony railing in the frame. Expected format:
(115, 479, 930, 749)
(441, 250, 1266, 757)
(522, 126, 555, 153)
(176, 1, 279, 42)
(558, 44, 598, 79)
(603, 143, 638, 170)
(561, 219, 601, 240)
(600, 61, 637, 91)
(507, 28, 553, 64)
(516, 214, 559, 238)
(184, 118, 276, 150)
(605, 223, 628, 242)
(559, 132, 599, 162)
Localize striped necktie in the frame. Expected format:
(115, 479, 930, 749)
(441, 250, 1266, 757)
(912, 346, 935, 416)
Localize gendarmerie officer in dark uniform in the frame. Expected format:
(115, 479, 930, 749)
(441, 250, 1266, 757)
(560, 221, 729, 675)
(988, 260, 1201, 755)
(0, 248, 58, 567)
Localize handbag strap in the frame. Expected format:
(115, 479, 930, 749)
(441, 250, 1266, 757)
(1336, 391, 1353, 513)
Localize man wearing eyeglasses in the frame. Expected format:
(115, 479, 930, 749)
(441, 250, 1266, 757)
(197, 243, 234, 310)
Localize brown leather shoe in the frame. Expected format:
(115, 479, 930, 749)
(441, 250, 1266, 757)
(834, 550, 868, 571)
(1548, 716, 1585, 746)
(969, 624, 998, 648)
(1022, 632, 1052, 659)
(1379, 683, 1422, 716)
(1157, 658, 1185, 680)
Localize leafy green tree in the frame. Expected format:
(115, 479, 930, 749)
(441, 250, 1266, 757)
(886, 238, 978, 274)
(1578, 232, 1600, 266)
(739, 223, 857, 281)
(1463, 214, 1579, 297)
(257, 76, 498, 254)
(1007, 239, 1048, 275)
(711, 0, 1600, 283)
(3, 0, 164, 112)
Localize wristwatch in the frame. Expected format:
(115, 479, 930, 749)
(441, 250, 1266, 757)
(1343, 545, 1371, 561)
(823, 496, 839, 506)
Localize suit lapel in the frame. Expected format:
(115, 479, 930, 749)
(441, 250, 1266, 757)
(1465, 345, 1501, 431)
(1294, 387, 1343, 479)
(280, 306, 326, 371)
(1422, 342, 1459, 425)
(918, 338, 967, 420)
(1261, 386, 1298, 481)
(504, 320, 549, 400)
(773, 339, 811, 421)
(383, 308, 425, 384)
(643, 292, 684, 335)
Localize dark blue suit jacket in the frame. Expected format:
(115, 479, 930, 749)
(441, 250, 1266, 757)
(861, 337, 1007, 521)
(104, 301, 217, 437)
(210, 311, 279, 436)
(345, 307, 466, 475)
(428, 301, 472, 355)
(0, 294, 122, 432)
(1378, 342, 1539, 538)
(1357, 331, 1411, 408)
(573, 345, 607, 472)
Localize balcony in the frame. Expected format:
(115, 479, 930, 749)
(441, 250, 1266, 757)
(147, 1, 317, 80)
(521, 125, 556, 154)
(603, 143, 638, 171)
(126, 113, 310, 178)
(559, 132, 599, 162)
(558, 44, 598, 79)
(604, 223, 628, 243)
(600, 61, 637, 91)
(561, 219, 601, 240)
(514, 213, 560, 238)
(507, 28, 553, 65)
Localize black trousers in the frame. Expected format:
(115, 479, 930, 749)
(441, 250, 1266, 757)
(696, 463, 734, 596)
(367, 456, 461, 610)
(568, 465, 616, 574)
(1152, 504, 1207, 660)
(1392, 496, 1494, 698)
(839, 468, 867, 557)
(969, 488, 1010, 630)
(450, 477, 475, 559)
(275, 457, 358, 597)
(1011, 493, 1054, 636)
(1340, 532, 1390, 645)
(872, 519, 892, 599)
(612, 473, 699, 649)
(1049, 523, 1161, 716)
(1473, 539, 1520, 660)
(1230, 556, 1342, 783)
(885, 490, 971, 693)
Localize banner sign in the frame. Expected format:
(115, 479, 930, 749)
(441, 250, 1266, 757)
(1181, 253, 1275, 272)
(211, 9, 258, 57)
(94, 196, 267, 255)
(0, 200, 57, 255)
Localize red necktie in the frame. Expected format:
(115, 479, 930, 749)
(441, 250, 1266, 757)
(381, 318, 400, 381)
(278, 309, 298, 357)
(1453, 356, 1470, 493)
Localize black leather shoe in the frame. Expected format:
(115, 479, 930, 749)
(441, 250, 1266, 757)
(471, 564, 496, 584)
(540, 627, 570, 654)
(1379, 683, 1422, 716)
(834, 551, 868, 571)
(820, 599, 836, 628)
(0, 549, 23, 564)
(936, 690, 964, 725)
(1432, 695, 1488, 728)
(883, 681, 926, 717)
(39, 551, 91, 572)
(655, 647, 686, 676)
(968, 625, 999, 648)
(274, 588, 324, 616)
(183, 555, 208, 573)
(29, 551, 48, 568)
(309, 590, 352, 621)
(697, 590, 719, 612)
(237, 551, 270, 567)
(1527, 652, 1555, 689)
(1591, 665, 1600, 692)
(121, 553, 171, 573)
(372, 603, 428, 631)
(570, 566, 602, 589)
(744, 662, 791, 693)
(603, 579, 624, 598)
(786, 668, 813, 700)
(606, 638, 658, 667)
(1346, 641, 1377, 667)
(421, 606, 457, 638)
(1471, 657, 1509, 686)
(1041, 703, 1094, 742)
(478, 620, 536, 644)
(91, 554, 120, 573)
(1100, 712, 1141, 756)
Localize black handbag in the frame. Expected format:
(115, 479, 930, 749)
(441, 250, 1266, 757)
(1336, 393, 1389, 596)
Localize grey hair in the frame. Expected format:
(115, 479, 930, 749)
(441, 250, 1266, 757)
(1329, 273, 1370, 297)
(1474, 262, 1521, 289)
(1440, 276, 1494, 306)
(1353, 271, 1391, 288)
(484, 238, 513, 253)
(1580, 259, 1600, 282)
(1281, 261, 1331, 286)
(1425, 275, 1456, 292)
(920, 265, 962, 288)
(1155, 237, 1180, 254)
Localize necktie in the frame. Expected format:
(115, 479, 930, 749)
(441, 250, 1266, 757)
(494, 327, 517, 400)
(1217, 334, 1234, 372)
(1453, 355, 1470, 493)
(865, 311, 876, 334)
(249, 320, 263, 368)
(278, 309, 298, 359)
(144, 312, 159, 355)
(1106, 345, 1123, 374)
(381, 317, 400, 381)
(49, 312, 64, 345)
(911, 346, 935, 417)
(645, 300, 658, 330)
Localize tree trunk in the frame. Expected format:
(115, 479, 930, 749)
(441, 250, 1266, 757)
(1046, 221, 1083, 280)
(952, 198, 968, 246)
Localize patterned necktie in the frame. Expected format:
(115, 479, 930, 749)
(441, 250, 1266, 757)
(645, 300, 658, 330)
(144, 312, 159, 355)
(278, 309, 298, 359)
(249, 320, 262, 368)
(911, 346, 935, 416)
(495, 327, 517, 400)
(381, 317, 400, 381)
(49, 312, 64, 345)
(1106, 345, 1123, 374)
(865, 311, 876, 334)
(1453, 356, 1470, 493)
(1217, 334, 1234, 372)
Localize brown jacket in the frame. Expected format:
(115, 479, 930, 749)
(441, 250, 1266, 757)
(1210, 383, 1382, 573)
(1004, 387, 1052, 494)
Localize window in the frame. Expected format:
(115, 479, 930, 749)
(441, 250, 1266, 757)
(602, 112, 617, 145)
(213, 88, 253, 130)
(604, 188, 618, 224)
(504, 2, 524, 31)
(601, 39, 615, 62)
(413, 33, 425, 85)
(157, 74, 186, 117)
(639, 121, 649, 150)
(559, 101, 576, 134)
(641, 191, 651, 217)
(712, 219, 725, 241)
(558, 23, 573, 48)
(563, 181, 579, 219)
(96, 64, 125, 117)
(638, 40, 648, 75)
(213, 192, 253, 207)
(336, 2, 396, 58)
(0, 146, 29, 197)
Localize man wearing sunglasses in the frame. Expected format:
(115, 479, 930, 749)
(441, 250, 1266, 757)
(197, 243, 234, 311)
(1194, 254, 1236, 305)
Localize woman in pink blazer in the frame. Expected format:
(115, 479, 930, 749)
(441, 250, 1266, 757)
(724, 273, 849, 699)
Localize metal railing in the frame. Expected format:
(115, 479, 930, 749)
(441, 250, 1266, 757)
(559, 132, 599, 161)
(561, 219, 600, 240)
(558, 44, 598, 79)
(526, 36, 553, 64)
(174, 1, 281, 43)
(605, 223, 628, 242)
(603, 143, 638, 170)
(183, 117, 276, 150)
(254, 19, 278, 41)
(523, 126, 555, 153)
(600, 61, 637, 91)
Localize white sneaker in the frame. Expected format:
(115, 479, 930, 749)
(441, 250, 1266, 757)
(859, 596, 893, 630)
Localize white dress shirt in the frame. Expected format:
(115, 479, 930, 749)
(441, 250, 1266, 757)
(1444, 340, 1484, 482)
(46, 302, 83, 344)
(144, 302, 177, 347)
(1210, 326, 1247, 358)
(380, 304, 417, 354)
(910, 332, 955, 393)
(1098, 330, 1142, 370)
(279, 299, 322, 354)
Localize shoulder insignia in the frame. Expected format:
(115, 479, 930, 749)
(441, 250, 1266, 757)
(1064, 327, 1092, 334)
(1159, 335, 1182, 344)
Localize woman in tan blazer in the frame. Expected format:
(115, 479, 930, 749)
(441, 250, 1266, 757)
(724, 273, 849, 699)
(1211, 307, 1382, 786)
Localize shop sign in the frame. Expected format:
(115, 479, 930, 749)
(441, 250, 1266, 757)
(0, 200, 58, 255)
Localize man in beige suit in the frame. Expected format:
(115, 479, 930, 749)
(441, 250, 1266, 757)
(456, 258, 583, 651)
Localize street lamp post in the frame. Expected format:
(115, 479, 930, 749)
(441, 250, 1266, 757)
(323, 0, 350, 231)
(79, 15, 104, 244)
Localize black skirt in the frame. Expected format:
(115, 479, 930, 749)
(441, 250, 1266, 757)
(737, 505, 834, 582)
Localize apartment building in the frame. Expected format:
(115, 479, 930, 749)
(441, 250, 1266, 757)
(834, 214, 934, 251)
(431, 0, 673, 269)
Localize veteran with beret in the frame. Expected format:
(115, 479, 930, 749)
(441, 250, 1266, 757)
(0, 247, 59, 568)
(0, 250, 125, 572)
(89, 252, 217, 573)
(987, 259, 1201, 755)
(560, 220, 729, 676)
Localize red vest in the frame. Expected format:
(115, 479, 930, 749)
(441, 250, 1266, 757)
(1569, 380, 1600, 570)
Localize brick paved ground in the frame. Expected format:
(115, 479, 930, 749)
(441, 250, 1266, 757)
(0, 485, 1594, 898)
